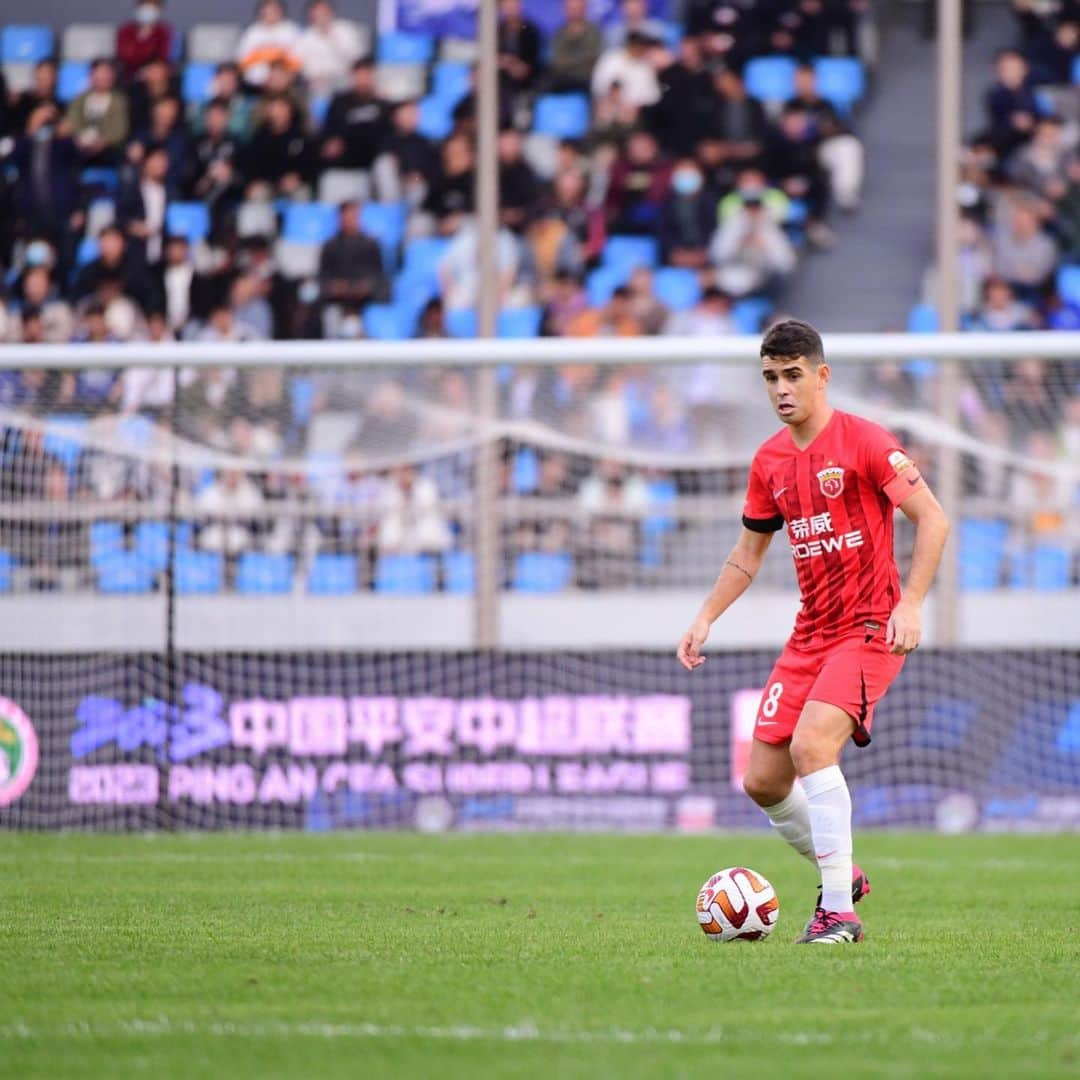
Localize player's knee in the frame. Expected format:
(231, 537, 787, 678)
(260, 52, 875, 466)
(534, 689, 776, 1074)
(742, 770, 790, 808)
(789, 729, 835, 775)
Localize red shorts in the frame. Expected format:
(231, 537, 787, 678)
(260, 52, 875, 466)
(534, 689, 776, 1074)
(753, 629, 905, 747)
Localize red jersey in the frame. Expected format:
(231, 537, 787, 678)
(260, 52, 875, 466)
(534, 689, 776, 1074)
(742, 410, 927, 647)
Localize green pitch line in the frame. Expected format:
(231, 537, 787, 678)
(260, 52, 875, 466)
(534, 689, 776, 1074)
(1, 832, 1077, 1079)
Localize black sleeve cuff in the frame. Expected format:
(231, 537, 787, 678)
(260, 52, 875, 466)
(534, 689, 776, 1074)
(742, 513, 785, 534)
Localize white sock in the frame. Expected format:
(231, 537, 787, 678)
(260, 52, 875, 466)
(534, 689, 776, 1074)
(760, 784, 816, 866)
(801, 765, 854, 913)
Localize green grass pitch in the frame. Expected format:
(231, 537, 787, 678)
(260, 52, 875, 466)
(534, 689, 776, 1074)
(2, 832, 1078, 1079)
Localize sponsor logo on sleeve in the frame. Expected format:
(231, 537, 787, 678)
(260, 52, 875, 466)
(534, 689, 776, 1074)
(888, 450, 914, 474)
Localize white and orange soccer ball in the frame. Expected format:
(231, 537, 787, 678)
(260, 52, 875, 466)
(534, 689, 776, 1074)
(696, 867, 779, 942)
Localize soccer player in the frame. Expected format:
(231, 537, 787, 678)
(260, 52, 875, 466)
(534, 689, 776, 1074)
(677, 320, 949, 944)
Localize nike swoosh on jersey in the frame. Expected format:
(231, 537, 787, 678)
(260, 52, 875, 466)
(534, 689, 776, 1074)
(756, 719, 779, 726)
(773, 487, 788, 499)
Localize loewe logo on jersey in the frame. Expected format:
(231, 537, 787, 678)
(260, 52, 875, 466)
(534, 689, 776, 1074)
(787, 512, 863, 560)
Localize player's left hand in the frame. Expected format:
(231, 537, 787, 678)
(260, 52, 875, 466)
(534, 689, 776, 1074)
(886, 600, 921, 655)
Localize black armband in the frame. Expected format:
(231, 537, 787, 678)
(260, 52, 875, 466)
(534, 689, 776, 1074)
(742, 514, 785, 534)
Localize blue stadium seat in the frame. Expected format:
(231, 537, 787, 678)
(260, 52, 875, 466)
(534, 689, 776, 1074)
(133, 521, 176, 571)
(377, 30, 434, 64)
(603, 235, 659, 275)
(392, 269, 440, 314)
(181, 62, 216, 104)
(653, 267, 701, 311)
(175, 550, 224, 594)
(57, 60, 89, 102)
(992, 697, 1080, 790)
(165, 202, 211, 243)
(43, 415, 88, 472)
(732, 297, 774, 334)
(1012, 544, 1071, 590)
(432, 60, 471, 106)
(533, 93, 590, 138)
(236, 552, 295, 595)
(1074, 55, 1080, 84)
(1, 26, 54, 63)
(375, 553, 437, 594)
(81, 167, 120, 192)
(446, 308, 478, 338)
(89, 522, 125, 567)
(511, 447, 540, 493)
(290, 376, 315, 427)
(417, 96, 454, 139)
(906, 302, 939, 333)
(360, 201, 406, 270)
(0, 550, 13, 593)
(76, 236, 100, 267)
(1056, 264, 1080, 307)
(743, 56, 797, 103)
(282, 202, 338, 244)
(402, 236, 451, 282)
(586, 266, 623, 306)
(641, 477, 678, 567)
(958, 518, 1008, 590)
(442, 551, 475, 593)
(512, 552, 573, 593)
(497, 306, 542, 338)
(785, 198, 808, 225)
(364, 303, 418, 340)
(309, 95, 330, 127)
(97, 552, 157, 594)
(307, 553, 358, 595)
(813, 57, 866, 115)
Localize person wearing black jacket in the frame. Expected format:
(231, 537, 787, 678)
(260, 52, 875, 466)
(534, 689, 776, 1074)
(191, 99, 243, 233)
(319, 200, 385, 312)
(498, 0, 543, 93)
(647, 35, 714, 158)
(320, 59, 388, 172)
(242, 94, 314, 197)
(71, 225, 153, 311)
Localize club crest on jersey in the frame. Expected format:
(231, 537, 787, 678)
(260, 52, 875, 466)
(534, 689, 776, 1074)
(817, 465, 845, 499)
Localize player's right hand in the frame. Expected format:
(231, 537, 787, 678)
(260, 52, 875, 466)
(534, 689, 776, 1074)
(677, 618, 711, 671)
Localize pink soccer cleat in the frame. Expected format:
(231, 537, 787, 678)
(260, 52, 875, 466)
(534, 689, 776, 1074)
(795, 909, 864, 944)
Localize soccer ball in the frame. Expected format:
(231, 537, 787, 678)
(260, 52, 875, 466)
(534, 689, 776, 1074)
(696, 867, 779, 942)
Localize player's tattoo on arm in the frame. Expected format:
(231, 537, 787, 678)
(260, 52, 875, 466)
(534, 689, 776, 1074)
(725, 559, 754, 584)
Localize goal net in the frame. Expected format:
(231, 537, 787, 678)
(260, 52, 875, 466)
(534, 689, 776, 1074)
(0, 343, 1077, 833)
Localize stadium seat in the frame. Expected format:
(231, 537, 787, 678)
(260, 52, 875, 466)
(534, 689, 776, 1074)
(958, 518, 1008, 590)
(97, 552, 157, 595)
(442, 551, 475, 593)
(511, 447, 540, 494)
(236, 200, 278, 238)
(417, 96, 454, 140)
(0, 550, 13, 593)
(236, 552, 295, 595)
(653, 267, 701, 311)
(743, 56, 798, 104)
(181, 62, 216, 104)
(90, 522, 125, 567)
(275, 241, 321, 280)
(360, 201, 406, 269)
(187, 23, 242, 63)
(512, 551, 573, 593)
(62, 23, 115, 61)
(432, 60, 471, 107)
(532, 93, 590, 138)
(402, 236, 451, 282)
(76, 236, 100, 267)
(906, 302, 939, 333)
(1, 26, 54, 64)
(375, 63, 426, 102)
(317, 169, 371, 206)
(602, 235, 659, 275)
(375, 553, 437, 594)
(1, 64, 34, 94)
(392, 269, 439, 314)
(446, 308, 478, 337)
(364, 303, 417, 340)
(165, 202, 211, 243)
(497, 306, 542, 338)
(289, 377, 315, 428)
(309, 95, 331, 127)
(1012, 544, 1071, 590)
(282, 202, 338, 245)
(440, 36, 479, 63)
(175, 550, 224, 594)
(377, 31, 434, 64)
(1056, 264, 1080, 307)
(522, 133, 559, 179)
(43, 415, 88, 472)
(641, 477, 678, 567)
(57, 61, 90, 102)
(134, 521, 172, 571)
(1072, 54, 1080, 84)
(813, 57, 866, 115)
(81, 167, 119, 193)
(307, 553, 358, 595)
(586, 266, 622, 307)
(732, 297, 774, 334)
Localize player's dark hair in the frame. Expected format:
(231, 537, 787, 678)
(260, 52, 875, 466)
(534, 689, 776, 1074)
(760, 319, 825, 367)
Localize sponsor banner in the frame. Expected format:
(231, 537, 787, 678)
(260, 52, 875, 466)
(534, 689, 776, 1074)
(382, 0, 669, 40)
(0, 651, 1077, 831)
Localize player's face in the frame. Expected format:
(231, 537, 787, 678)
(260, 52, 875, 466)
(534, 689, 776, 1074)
(760, 355, 829, 426)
